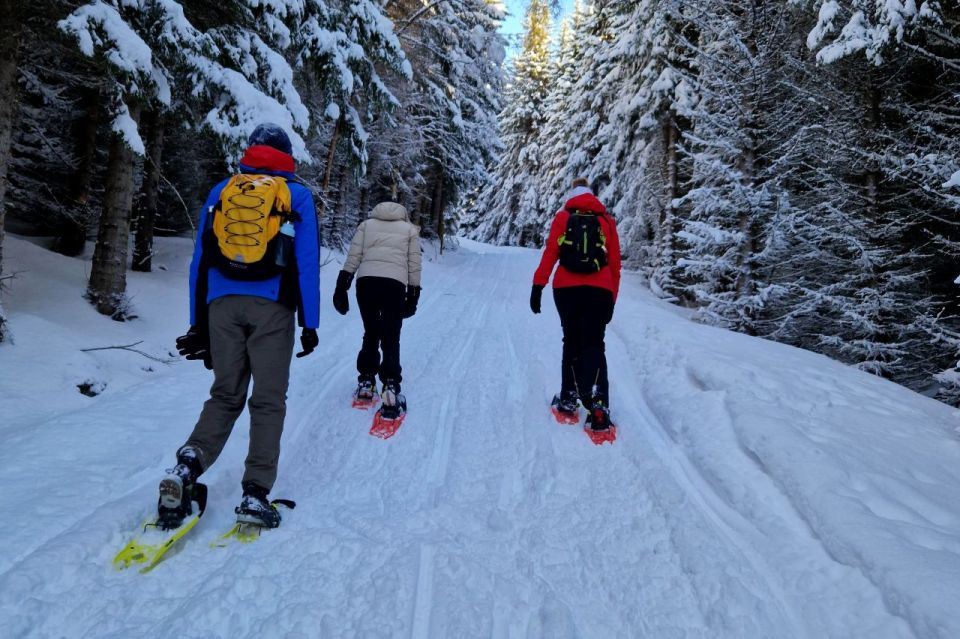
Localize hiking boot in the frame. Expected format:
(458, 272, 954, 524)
(551, 390, 579, 415)
(380, 380, 407, 420)
(157, 446, 202, 529)
(585, 401, 613, 431)
(355, 377, 377, 401)
(235, 482, 281, 528)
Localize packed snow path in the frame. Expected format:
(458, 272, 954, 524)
(1, 238, 959, 638)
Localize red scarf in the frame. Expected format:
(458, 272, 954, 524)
(239, 145, 295, 173)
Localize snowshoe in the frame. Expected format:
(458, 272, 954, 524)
(214, 494, 295, 547)
(114, 482, 207, 573)
(235, 482, 282, 529)
(584, 402, 617, 445)
(352, 377, 379, 409)
(371, 381, 406, 439)
(550, 391, 580, 425)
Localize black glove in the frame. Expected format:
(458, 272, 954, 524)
(176, 325, 213, 370)
(530, 284, 544, 314)
(333, 270, 353, 315)
(296, 328, 318, 358)
(403, 286, 421, 319)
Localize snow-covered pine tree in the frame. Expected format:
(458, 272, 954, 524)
(190, 1, 310, 160)
(546, 0, 619, 200)
(591, 0, 696, 295)
(538, 3, 586, 213)
(467, 0, 552, 246)
(58, 1, 169, 317)
(791, 0, 960, 390)
(665, 1, 805, 334)
(388, 0, 505, 243)
(0, 0, 26, 341)
(296, 0, 411, 186)
(58, 0, 313, 310)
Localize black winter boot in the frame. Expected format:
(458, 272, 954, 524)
(585, 401, 613, 431)
(551, 390, 579, 414)
(355, 376, 377, 401)
(380, 379, 407, 420)
(235, 482, 281, 528)
(157, 446, 203, 529)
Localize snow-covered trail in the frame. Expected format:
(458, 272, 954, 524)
(1, 238, 959, 638)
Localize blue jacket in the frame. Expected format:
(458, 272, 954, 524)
(188, 162, 320, 329)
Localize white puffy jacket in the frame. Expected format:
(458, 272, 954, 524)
(343, 202, 422, 287)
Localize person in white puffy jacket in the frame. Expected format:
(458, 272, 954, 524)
(333, 201, 422, 413)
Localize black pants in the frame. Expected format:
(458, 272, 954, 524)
(356, 276, 406, 389)
(553, 286, 613, 408)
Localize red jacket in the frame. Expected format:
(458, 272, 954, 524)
(533, 191, 621, 301)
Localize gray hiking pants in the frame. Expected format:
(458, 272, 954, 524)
(183, 295, 295, 491)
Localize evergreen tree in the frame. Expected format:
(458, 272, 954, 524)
(591, 0, 694, 293)
(538, 3, 587, 209)
(467, 0, 552, 246)
(791, 0, 960, 386)
(0, 0, 28, 341)
(296, 0, 411, 180)
(667, 1, 804, 333)
(56, 0, 313, 312)
(388, 0, 505, 242)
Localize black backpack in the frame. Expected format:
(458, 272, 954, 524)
(558, 210, 608, 274)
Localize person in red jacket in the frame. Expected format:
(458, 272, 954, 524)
(531, 178, 622, 430)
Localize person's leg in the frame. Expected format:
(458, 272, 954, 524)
(243, 298, 295, 491)
(579, 288, 614, 409)
(553, 287, 582, 399)
(355, 277, 382, 383)
(183, 296, 251, 472)
(376, 279, 407, 389)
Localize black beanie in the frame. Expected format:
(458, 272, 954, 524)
(248, 123, 293, 156)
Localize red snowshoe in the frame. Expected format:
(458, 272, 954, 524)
(370, 383, 406, 440)
(550, 392, 581, 425)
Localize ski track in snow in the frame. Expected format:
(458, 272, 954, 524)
(1, 238, 959, 637)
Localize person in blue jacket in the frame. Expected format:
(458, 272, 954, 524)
(164, 123, 320, 529)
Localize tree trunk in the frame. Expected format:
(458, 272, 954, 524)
(333, 166, 347, 213)
(87, 100, 142, 319)
(0, 0, 24, 341)
(318, 117, 342, 218)
(322, 118, 342, 192)
(734, 138, 757, 335)
(132, 110, 165, 272)
(358, 187, 369, 222)
(430, 165, 444, 236)
(660, 112, 679, 263)
(864, 75, 881, 225)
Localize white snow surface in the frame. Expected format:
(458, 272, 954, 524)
(1, 234, 960, 638)
(944, 170, 960, 190)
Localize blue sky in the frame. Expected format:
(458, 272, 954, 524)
(500, 0, 576, 54)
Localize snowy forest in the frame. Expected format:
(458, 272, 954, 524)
(467, 0, 960, 404)
(2, 0, 960, 405)
(0, 0, 505, 326)
(3, 3, 960, 636)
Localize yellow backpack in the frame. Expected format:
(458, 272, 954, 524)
(207, 174, 295, 280)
